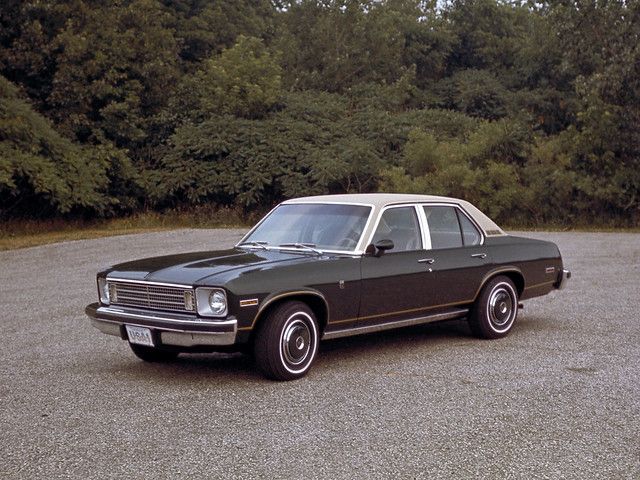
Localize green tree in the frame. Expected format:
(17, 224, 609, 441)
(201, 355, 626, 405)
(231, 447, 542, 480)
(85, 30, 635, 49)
(47, 0, 181, 150)
(550, 0, 640, 220)
(0, 75, 135, 217)
(443, 0, 525, 73)
(169, 35, 282, 123)
(436, 69, 509, 120)
(0, 0, 80, 107)
(164, 0, 276, 63)
(276, 0, 423, 92)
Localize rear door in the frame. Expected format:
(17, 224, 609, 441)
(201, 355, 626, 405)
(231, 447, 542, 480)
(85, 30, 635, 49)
(420, 204, 493, 306)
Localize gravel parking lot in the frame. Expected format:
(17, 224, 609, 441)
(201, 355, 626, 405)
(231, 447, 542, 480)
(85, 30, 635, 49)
(0, 230, 638, 479)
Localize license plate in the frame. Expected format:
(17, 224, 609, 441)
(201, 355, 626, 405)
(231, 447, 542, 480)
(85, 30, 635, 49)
(125, 325, 154, 347)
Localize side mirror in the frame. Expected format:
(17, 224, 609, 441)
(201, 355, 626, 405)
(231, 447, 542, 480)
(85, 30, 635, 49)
(368, 239, 394, 257)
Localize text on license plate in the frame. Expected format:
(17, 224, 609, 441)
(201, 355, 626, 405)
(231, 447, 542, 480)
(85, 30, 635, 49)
(125, 325, 154, 347)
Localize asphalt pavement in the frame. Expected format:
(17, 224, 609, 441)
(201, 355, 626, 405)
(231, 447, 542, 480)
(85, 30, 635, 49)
(0, 230, 638, 479)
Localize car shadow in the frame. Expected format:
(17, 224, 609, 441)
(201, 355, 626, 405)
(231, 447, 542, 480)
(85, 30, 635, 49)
(99, 316, 558, 382)
(102, 350, 264, 383)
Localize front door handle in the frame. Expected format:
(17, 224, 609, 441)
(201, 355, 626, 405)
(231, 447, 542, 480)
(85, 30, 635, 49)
(418, 258, 435, 264)
(471, 253, 487, 259)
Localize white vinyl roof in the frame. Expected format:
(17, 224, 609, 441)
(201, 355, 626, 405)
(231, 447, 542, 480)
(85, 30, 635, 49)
(283, 193, 505, 237)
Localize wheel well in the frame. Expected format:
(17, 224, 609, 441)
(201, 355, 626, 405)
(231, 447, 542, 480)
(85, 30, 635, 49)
(249, 294, 329, 342)
(474, 270, 525, 300)
(498, 271, 525, 297)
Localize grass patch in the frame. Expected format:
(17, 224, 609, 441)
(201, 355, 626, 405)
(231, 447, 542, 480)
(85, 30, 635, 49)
(0, 206, 251, 251)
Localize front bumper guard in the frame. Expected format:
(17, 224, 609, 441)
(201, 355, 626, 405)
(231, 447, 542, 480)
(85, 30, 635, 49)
(85, 303, 237, 347)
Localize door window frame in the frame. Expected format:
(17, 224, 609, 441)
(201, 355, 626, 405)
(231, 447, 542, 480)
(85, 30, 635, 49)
(418, 203, 485, 250)
(363, 202, 485, 253)
(366, 204, 425, 253)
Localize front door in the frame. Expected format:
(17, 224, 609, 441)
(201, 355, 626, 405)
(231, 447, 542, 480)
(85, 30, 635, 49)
(358, 206, 438, 326)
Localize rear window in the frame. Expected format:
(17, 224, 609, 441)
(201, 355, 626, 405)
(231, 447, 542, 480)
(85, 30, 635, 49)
(423, 206, 482, 249)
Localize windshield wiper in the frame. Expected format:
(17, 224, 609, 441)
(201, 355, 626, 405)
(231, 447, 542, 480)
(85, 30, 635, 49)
(278, 243, 324, 256)
(238, 241, 269, 250)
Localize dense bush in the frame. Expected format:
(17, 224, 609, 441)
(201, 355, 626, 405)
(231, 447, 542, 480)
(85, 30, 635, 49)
(0, 0, 638, 225)
(0, 76, 138, 217)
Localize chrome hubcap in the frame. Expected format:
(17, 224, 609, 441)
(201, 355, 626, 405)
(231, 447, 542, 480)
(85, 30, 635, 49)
(488, 287, 513, 328)
(282, 318, 311, 366)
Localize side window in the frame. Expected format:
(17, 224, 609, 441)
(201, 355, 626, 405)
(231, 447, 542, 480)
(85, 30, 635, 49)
(371, 207, 422, 252)
(423, 206, 463, 249)
(457, 210, 481, 246)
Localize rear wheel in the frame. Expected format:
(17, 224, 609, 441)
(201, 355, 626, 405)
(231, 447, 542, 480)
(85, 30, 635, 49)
(254, 301, 319, 381)
(129, 343, 179, 362)
(468, 276, 518, 339)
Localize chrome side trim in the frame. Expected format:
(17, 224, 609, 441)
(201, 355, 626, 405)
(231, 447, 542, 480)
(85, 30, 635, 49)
(322, 308, 469, 340)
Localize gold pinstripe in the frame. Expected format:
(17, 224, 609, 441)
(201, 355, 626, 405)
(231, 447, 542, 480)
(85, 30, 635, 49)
(523, 280, 556, 290)
(331, 267, 526, 326)
(238, 267, 531, 332)
(237, 290, 329, 331)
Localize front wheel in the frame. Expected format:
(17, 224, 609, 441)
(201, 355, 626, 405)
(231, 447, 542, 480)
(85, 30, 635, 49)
(254, 301, 319, 381)
(468, 276, 518, 339)
(129, 343, 179, 362)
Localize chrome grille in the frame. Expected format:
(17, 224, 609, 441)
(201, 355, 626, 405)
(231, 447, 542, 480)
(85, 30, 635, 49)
(109, 281, 193, 312)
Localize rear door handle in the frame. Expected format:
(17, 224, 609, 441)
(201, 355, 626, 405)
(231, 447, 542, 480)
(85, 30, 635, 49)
(471, 253, 487, 259)
(418, 258, 435, 264)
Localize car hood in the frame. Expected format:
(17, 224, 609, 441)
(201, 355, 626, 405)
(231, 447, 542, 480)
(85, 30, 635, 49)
(104, 248, 316, 286)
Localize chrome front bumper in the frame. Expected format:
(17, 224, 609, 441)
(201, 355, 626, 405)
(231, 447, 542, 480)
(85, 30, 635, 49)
(556, 269, 571, 290)
(85, 303, 237, 347)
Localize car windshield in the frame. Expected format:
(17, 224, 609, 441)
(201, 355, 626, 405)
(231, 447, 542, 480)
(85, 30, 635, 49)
(241, 203, 372, 252)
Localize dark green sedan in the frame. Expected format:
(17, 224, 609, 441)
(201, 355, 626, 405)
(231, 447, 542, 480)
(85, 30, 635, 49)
(86, 193, 570, 380)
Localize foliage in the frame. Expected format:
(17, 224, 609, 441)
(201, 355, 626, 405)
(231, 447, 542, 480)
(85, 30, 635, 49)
(47, 0, 181, 149)
(169, 36, 282, 123)
(0, 75, 136, 217)
(379, 118, 530, 222)
(0, 0, 638, 225)
(275, 0, 421, 92)
(435, 69, 510, 120)
(164, 0, 276, 63)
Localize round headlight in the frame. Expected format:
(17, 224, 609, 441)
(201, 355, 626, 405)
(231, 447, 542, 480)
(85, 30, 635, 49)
(208, 290, 227, 316)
